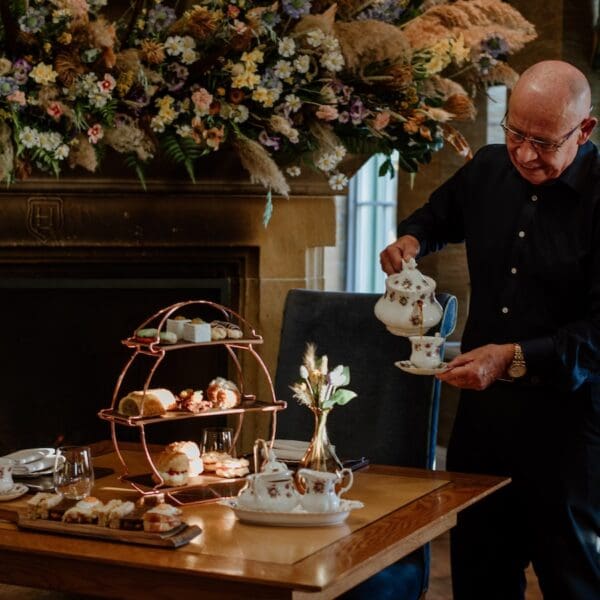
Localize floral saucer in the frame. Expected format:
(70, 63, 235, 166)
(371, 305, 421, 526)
(395, 360, 449, 376)
(0, 483, 29, 502)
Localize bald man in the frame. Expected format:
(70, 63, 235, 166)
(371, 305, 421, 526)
(380, 61, 599, 599)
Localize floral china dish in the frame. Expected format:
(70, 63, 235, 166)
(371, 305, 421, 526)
(0, 483, 29, 502)
(409, 333, 446, 369)
(395, 360, 449, 376)
(374, 258, 443, 337)
(296, 468, 353, 513)
(219, 499, 364, 527)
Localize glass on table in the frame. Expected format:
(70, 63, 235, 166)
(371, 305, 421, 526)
(53, 446, 94, 499)
(201, 427, 234, 456)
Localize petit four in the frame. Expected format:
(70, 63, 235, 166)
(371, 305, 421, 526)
(62, 496, 103, 524)
(211, 320, 243, 339)
(166, 315, 190, 341)
(159, 331, 178, 345)
(143, 502, 182, 533)
(201, 451, 232, 472)
(152, 449, 189, 486)
(210, 321, 228, 340)
(206, 377, 241, 409)
(166, 441, 203, 476)
(214, 457, 250, 479)
(105, 500, 136, 529)
(26, 492, 63, 520)
(183, 318, 211, 343)
(118, 388, 177, 417)
(135, 328, 159, 343)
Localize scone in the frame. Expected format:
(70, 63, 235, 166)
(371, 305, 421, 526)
(62, 496, 104, 524)
(166, 441, 203, 476)
(25, 492, 63, 520)
(152, 449, 189, 486)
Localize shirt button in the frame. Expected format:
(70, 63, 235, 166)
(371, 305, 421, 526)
(511, 267, 517, 274)
(501, 307, 509, 314)
(531, 195, 538, 202)
(518, 231, 526, 238)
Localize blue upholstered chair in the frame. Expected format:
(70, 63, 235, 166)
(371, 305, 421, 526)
(274, 289, 457, 600)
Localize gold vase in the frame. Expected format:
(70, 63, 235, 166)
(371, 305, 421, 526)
(300, 407, 344, 473)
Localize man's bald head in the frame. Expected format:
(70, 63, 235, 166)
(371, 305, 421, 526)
(509, 60, 591, 123)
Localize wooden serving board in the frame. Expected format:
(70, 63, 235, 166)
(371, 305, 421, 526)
(0, 508, 201, 548)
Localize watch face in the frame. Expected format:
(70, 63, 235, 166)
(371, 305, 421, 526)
(508, 363, 527, 378)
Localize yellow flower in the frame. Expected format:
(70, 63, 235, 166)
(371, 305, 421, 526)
(232, 71, 261, 90)
(242, 48, 264, 65)
(29, 63, 58, 85)
(450, 34, 471, 65)
(58, 32, 72, 45)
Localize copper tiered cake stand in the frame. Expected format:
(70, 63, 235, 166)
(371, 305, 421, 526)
(98, 300, 286, 505)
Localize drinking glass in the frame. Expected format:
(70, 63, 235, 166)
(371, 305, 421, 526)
(201, 427, 234, 456)
(53, 446, 94, 499)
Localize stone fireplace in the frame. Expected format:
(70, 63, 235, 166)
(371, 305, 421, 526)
(0, 159, 341, 454)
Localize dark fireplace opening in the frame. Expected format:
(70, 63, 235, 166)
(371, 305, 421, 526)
(0, 261, 242, 454)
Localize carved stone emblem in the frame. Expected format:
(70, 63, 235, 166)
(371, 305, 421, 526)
(27, 197, 64, 242)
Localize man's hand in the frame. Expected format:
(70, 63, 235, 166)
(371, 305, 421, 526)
(379, 235, 420, 275)
(436, 344, 514, 390)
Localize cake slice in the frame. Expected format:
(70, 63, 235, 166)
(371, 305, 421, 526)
(62, 496, 104, 524)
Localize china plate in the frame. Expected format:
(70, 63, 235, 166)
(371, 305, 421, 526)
(219, 499, 364, 527)
(395, 360, 449, 376)
(0, 483, 29, 502)
(12, 456, 60, 476)
(2, 448, 55, 466)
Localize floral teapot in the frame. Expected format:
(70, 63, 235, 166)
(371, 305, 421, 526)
(374, 258, 443, 337)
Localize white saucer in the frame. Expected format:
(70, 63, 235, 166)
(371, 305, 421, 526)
(0, 483, 29, 501)
(395, 360, 449, 376)
(219, 499, 364, 527)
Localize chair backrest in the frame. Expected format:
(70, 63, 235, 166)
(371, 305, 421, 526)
(274, 289, 457, 468)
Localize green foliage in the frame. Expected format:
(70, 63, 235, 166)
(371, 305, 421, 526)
(124, 153, 147, 190)
(160, 132, 204, 183)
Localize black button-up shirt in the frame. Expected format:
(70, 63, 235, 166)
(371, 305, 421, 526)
(397, 142, 600, 390)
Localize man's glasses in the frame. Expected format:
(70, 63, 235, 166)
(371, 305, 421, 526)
(500, 116, 582, 154)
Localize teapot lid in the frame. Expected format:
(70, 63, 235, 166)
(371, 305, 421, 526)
(386, 258, 435, 292)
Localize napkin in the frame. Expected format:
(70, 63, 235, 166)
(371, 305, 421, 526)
(272, 439, 336, 462)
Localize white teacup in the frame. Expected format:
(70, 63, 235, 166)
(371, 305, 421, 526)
(254, 471, 300, 512)
(0, 458, 14, 494)
(297, 468, 353, 513)
(408, 333, 445, 369)
(236, 473, 262, 510)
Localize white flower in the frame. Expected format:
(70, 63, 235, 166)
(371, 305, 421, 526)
(273, 60, 293, 80)
(328, 172, 348, 191)
(284, 94, 302, 112)
(293, 54, 310, 74)
(328, 364, 346, 387)
(278, 37, 296, 57)
(320, 52, 344, 72)
(88, 89, 109, 108)
(287, 166, 301, 177)
(316, 153, 338, 172)
(181, 48, 199, 65)
(181, 36, 196, 50)
(19, 127, 40, 149)
(334, 144, 347, 160)
(322, 35, 341, 52)
(306, 29, 325, 47)
(176, 124, 193, 138)
(54, 144, 70, 160)
(150, 116, 166, 132)
(300, 365, 309, 379)
(231, 104, 249, 123)
(164, 36, 184, 56)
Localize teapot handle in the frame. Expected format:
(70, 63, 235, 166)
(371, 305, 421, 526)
(337, 468, 353, 496)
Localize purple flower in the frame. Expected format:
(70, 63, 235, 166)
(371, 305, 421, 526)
(262, 11, 281, 28)
(481, 36, 509, 59)
(147, 5, 177, 33)
(282, 0, 312, 19)
(18, 8, 47, 33)
(357, 0, 406, 23)
(258, 130, 281, 150)
(0, 77, 18, 97)
(165, 63, 189, 92)
(349, 99, 367, 124)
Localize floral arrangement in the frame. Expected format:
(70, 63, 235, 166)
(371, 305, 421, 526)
(291, 343, 356, 411)
(0, 0, 535, 221)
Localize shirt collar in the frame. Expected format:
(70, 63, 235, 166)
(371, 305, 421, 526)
(556, 141, 597, 195)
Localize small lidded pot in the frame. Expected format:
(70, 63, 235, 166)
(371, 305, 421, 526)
(374, 258, 443, 337)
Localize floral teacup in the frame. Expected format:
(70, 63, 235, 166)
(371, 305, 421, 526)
(408, 333, 445, 369)
(297, 468, 353, 513)
(254, 471, 300, 512)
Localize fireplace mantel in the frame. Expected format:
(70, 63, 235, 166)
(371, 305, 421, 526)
(0, 169, 341, 448)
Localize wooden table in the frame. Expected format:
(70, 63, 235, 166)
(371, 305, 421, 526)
(0, 444, 509, 599)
